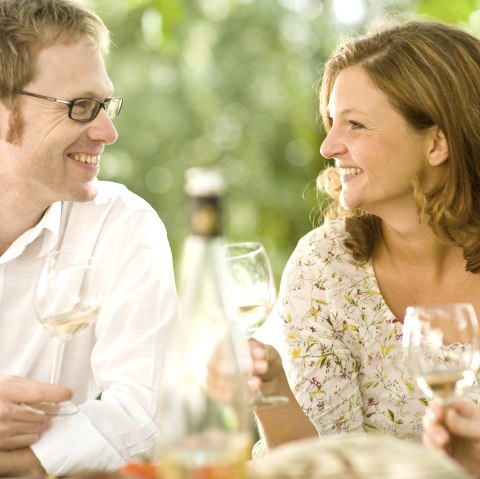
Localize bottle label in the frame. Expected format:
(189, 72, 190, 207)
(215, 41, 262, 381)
(189, 195, 222, 236)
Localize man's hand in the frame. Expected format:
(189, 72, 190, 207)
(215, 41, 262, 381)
(0, 375, 72, 450)
(0, 448, 46, 476)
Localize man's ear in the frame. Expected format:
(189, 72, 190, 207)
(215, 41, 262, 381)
(428, 127, 449, 166)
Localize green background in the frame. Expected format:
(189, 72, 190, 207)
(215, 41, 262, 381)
(79, 0, 480, 285)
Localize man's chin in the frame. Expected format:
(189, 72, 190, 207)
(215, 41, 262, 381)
(70, 183, 99, 203)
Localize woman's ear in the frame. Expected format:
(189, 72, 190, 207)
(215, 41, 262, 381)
(428, 127, 449, 166)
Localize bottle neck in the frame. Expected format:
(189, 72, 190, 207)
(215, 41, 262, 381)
(188, 194, 223, 237)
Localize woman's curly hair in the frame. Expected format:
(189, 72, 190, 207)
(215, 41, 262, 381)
(317, 19, 480, 273)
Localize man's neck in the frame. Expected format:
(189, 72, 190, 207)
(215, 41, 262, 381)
(0, 194, 47, 255)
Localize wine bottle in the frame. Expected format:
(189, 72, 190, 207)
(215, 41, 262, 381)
(156, 167, 252, 479)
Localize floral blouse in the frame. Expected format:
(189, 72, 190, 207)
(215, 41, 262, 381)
(276, 220, 480, 439)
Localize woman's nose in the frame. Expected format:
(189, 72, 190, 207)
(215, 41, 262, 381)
(320, 128, 345, 159)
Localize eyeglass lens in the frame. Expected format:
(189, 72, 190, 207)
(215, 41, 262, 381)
(70, 98, 122, 121)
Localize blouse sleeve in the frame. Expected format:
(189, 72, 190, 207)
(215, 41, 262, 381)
(278, 228, 365, 435)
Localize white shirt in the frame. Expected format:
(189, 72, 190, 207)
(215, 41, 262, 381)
(0, 181, 177, 475)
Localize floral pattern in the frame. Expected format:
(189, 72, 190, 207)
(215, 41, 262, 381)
(276, 220, 480, 439)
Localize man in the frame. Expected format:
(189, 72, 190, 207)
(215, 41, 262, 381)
(0, 0, 177, 475)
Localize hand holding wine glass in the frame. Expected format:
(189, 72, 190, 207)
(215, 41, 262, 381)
(403, 303, 480, 405)
(223, 241, 288, 409)
(22, 251, 102, 416)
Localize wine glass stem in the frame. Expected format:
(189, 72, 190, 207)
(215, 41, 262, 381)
(50, 341, 66, 384)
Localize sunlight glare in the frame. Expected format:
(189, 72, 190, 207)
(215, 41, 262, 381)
(332, 0, 366, 25)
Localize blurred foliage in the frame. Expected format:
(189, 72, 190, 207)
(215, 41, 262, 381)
(79, 0, 480, 284)
(415, 0, 477, 23)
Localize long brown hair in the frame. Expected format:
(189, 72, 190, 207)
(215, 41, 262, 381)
(317, 20, 480, 273)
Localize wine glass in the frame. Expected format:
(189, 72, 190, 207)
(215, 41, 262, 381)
(22, 251, 102, 415)
(222, 241, 288, 409)
(403, 303, 480, 404)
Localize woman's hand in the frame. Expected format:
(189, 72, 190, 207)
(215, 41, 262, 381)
(248, 339, 286, 396)
(205, 338, 286, 402)
(423, 399, 480, 476)
(247, 339, 317, 451)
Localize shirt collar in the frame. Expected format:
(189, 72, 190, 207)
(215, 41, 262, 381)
(0, 202, 62, 264)
(38, 202, 62, 256)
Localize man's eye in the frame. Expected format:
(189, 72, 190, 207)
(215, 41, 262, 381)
(73, 99, 96, 113)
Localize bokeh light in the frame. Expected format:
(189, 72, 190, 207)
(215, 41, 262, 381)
(332, 0, 366, 25)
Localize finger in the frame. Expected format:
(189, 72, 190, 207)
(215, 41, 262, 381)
(251, 357, 268, 375)
(264, 344, 282, 367)
(0, 418, 49, 438)
(15, 403, 55, 422)
(449, 399, 480, 420)
(0, 376, 72, 404)
(445, 408, 480, 439)
(249, 343, 267, 360)
(422, 423, 449, 449)
(428, 401, 447, 422)
(246, 375, 262, 392)
(248, 338, 264, 349)
(20, 383, 73, 404)
(0, 432, 42, 450)
(0, 401, 52, 424)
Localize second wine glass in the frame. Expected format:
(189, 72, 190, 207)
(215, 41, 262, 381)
(23, 251, 102, 416)
(222, 241, 288, 409)
(403, 303, 480, 404)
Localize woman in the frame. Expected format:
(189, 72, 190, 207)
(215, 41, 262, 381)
(251, 19, 480, 453)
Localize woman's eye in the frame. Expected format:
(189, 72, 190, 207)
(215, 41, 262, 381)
(349, 121, 364, 129)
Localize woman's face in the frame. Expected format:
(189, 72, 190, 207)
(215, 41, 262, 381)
(320, 66, 436, 218)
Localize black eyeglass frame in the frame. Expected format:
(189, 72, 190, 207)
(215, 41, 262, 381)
(14, 89, 123, 122)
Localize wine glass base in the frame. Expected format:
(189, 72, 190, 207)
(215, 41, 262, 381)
(250, 394, 289, 411)
(21, 401, 78, 416)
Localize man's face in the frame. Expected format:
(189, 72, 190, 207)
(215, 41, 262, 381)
(0, 40, 118, 211)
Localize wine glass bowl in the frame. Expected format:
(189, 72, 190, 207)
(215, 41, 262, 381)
(223, 242, 276, 338)
(222, 242, 288, 409)
(403, 303, 480, 404)
(35, 252, 100, 346)
(24, 251, 102, 415)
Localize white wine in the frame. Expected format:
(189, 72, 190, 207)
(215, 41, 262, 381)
(418, 369, 466, 402)
(232, 303, 272, 338)
(41, 306, 99, 342)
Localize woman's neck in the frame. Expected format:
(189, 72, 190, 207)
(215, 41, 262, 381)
(378, 220, 459, 270)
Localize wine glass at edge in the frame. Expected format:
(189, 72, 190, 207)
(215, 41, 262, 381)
(22, 251, 102, 416)
(403, 303, 480, 405)
(222, 241, 288, 409)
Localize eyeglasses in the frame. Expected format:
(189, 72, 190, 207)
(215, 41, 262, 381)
(14, 89, 123, 122)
